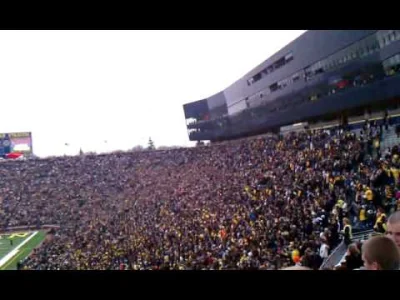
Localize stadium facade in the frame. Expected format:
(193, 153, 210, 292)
(183, 30, 400, 142)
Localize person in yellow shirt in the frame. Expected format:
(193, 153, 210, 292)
(342, 218, 353, 245)
(374, 207, 387, 233)
(336, 199, 345, 209)
(365, 188, 374, 202)
(391, 166, 399, 187)
(374, 138, 380, 150)
(385, 185, 394, 209)
(329, 178, 334, 192)
(359, 204, 367, 229)
(390, 152, 399, 165)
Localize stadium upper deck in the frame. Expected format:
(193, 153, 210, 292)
(183, 30, 400, 142)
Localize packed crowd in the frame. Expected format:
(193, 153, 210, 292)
(0, 120, 399, 270)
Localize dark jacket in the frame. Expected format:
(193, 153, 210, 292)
(345, 253, 363, 270)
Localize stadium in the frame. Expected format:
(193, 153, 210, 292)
(184, 30, 400, 142)
(1, 30, 400, 270)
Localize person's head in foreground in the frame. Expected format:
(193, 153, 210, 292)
(348, 243, 360, 256)
(387, 211, 400, 250)
(362, 236, 400, 270)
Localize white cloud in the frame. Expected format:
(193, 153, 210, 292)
(0, 30, 305, 157)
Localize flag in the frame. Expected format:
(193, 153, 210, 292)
(6, 152, 23, 159)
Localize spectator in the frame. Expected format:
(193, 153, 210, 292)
(358, 201, 367, 230)
(374, 207, 387, 234)
(386, 211, 400, 251)
(319, 237, 330, 261)
(341, 218, 352, 246)
(361, 236, 400, 270)
(343, 243, 363, 270)
(319, 228, 330, 241)
(301, 248, 323, 270)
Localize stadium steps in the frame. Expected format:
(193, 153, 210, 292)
(381, 127, 400, 150)
(334, 230, 381, 269)
(351, 128, 362, 137)
(320, 230, 378, 270)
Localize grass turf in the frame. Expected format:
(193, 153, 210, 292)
(0, 231, 46, 270)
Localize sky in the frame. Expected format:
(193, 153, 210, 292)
(0, 30, 306, 157)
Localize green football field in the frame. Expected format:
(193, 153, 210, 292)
(0, 231, 46, 270)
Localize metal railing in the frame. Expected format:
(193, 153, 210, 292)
(320, 241, 347, 270)
(0, 224, 60, 235)
(320, 229, 379, 269)
(352, 229, 378, 241)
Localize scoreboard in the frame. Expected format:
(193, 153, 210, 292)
(0, 132, 33, 157)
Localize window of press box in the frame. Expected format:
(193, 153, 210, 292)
(357, 46, 366, 58)
(305, 66, 312, 76)
(376, 30, 400, 49)
(253, 73, 262, 82)
(247, 72, 263, 86)
(299, 32, 396, 81)
(383, 53, 400, 75)
(270, 82, 279, 92)
(274, 57, 286, 69)
(248, 32, 400, 88)
(389, 31, 396, 42)
(264, 66, 274, 74)
(247, 53, 293, 86)
(285, 52, 293, 63)
(383, 53, 400, 67)
(278, 80, 287, 89)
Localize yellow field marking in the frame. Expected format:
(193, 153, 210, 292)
(8, 233, 29, 239)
